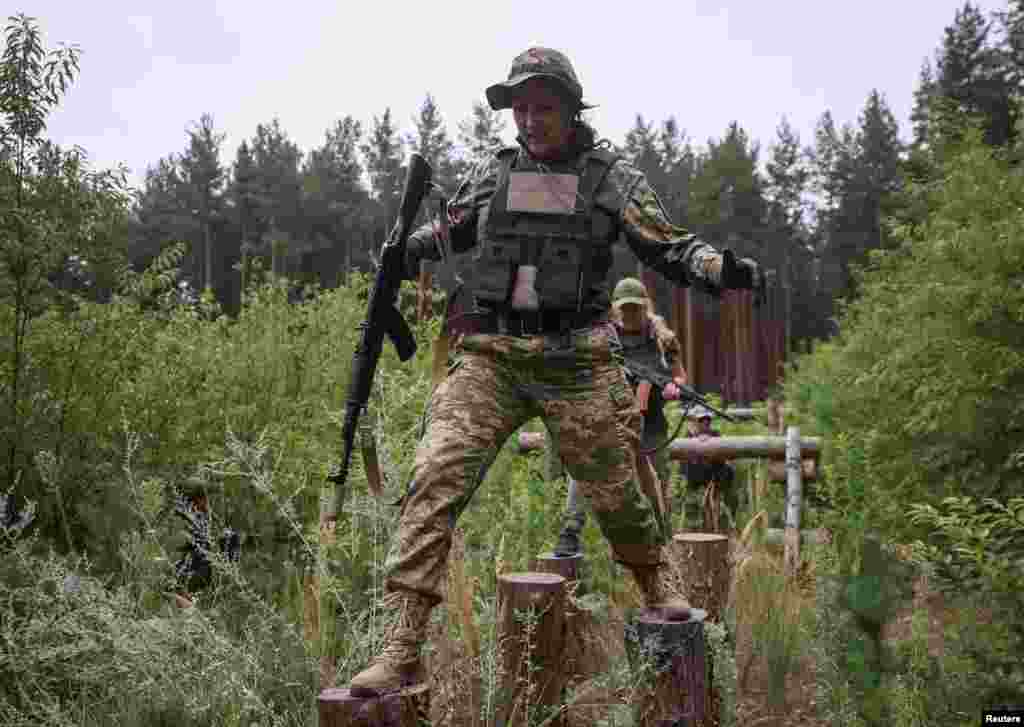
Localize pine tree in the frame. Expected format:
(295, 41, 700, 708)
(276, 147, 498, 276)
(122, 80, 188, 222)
(814, 92, 903, 303)
(624, 114, 664, 190)
(406, 93, 458, 193)
(934, 2, 1016, 147)
(766, 116, 811, 354)
(179, 114, 225, 293)
(910, 58, 937, 147)
(231, 141, 258, 296)
(688, 122, 766, 259)
(303, 116, 368, 278)
(361, 108, 404, 238)
(132, 155, 193, 269)
(1000, 0, 1024, 88)
(248, 119, 304, 276)
(454, 101, 506, 177)
(657, 117, 695, 224)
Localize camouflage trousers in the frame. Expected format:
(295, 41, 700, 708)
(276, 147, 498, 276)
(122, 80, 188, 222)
(563, 434, 672, 534)
(385, 325, 667, 604)
(681, 470, 740, 532)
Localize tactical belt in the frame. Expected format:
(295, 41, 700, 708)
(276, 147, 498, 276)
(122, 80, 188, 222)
(464, 307, 607, 337)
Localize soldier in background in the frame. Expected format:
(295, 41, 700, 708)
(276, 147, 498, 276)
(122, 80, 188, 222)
(553, 277, 687, 556)
(168, 477, 240, 608)
(679, 407, 739, 532)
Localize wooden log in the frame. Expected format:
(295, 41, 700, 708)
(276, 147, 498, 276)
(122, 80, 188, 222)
(521, 434, 822, 463)
(317, 684, 430, 727)
(669, 435, 820, 462)
(765, 457, 817, 483)
(625, 608, 708, 727)
(495, 572, 568, 726)
(762, 528, 830, 547)
(783, 426, 803, 580)
(766, 398, 783, 435)
(720, 407, 763, 421)
(669, 533, 731, 623)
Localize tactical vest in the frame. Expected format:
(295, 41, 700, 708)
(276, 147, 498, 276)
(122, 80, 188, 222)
(471, 146, 619, 311)
(619, 324, 666, 373)
(619, 323, 671, 446)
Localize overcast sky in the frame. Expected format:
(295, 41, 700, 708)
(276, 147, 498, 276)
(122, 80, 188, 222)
(23, 0, 1006, 190)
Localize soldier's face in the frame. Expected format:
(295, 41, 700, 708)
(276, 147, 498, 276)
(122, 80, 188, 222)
(512, 80, 574, 159)
(618, 303, 645, 331)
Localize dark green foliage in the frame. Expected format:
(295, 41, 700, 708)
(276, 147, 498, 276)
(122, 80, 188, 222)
(361, 107, 404, 234)
(454, 100, 506, 176)
(908, 496, 1024, 710)
(301, 116, 370, 283)
(935, 2, 1017, 148)
(406, 93, 459, 195)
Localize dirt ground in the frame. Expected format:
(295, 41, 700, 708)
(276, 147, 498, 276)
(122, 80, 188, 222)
(330, 542, 953, 726)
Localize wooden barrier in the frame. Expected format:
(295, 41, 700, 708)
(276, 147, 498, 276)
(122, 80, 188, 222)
(766, 458, 817, 483)
(495, 572, 568, 726)
(762, 527, 830, 547)
(783, 426, 803, 580)
(516, 433, 821, 462)
(317, 684, 430, 727)
(668, 435, 821, 462)
(625, 608, 708, 727)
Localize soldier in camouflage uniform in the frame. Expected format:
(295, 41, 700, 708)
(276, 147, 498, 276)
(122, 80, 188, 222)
(349, 47, 764, 697)
(680, 406, 739, 531)
(553, 277, 687, 557)
(166, 477, 240, 608)
(168, 477, 214, 607)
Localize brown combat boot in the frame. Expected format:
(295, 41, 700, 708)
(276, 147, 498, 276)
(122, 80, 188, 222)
(349, 589, 433, 698)
(625, 562, 691, 621)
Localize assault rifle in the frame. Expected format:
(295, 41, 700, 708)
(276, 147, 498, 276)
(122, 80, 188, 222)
(623, 358, 736, 424)
(326, 153, 434, 516)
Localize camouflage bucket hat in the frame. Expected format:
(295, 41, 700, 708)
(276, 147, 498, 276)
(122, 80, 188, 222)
(612, 277, 649, 309)
(486, 47, 595, 111)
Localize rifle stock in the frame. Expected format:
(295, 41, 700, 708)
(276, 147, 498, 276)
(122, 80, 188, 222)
(326, 153, 434, 514)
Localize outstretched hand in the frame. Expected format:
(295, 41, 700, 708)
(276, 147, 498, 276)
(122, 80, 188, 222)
(722, 250, 767, 306)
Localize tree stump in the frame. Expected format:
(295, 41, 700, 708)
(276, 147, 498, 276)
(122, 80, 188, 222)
(669, 533, 731, 622)
(495, 572, 568, 727)
(532, 552, 585, 595)
(317, 684, 430, 727)
(669, 534, 733, 727)
(533, 553, 588, 686)
(625, 608, 708, 727)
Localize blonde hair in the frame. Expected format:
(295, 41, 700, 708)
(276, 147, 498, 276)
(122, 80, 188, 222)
(611, 303, 680, 359)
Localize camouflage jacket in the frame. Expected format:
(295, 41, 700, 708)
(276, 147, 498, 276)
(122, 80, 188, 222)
(405, 144, 726, 312)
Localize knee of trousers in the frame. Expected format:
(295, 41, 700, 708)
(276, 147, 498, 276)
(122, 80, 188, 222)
(383, 501, 459, 605)
(590, 499, 668, 567)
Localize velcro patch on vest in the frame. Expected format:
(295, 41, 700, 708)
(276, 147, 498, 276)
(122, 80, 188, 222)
(506, 172, 579, 214)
